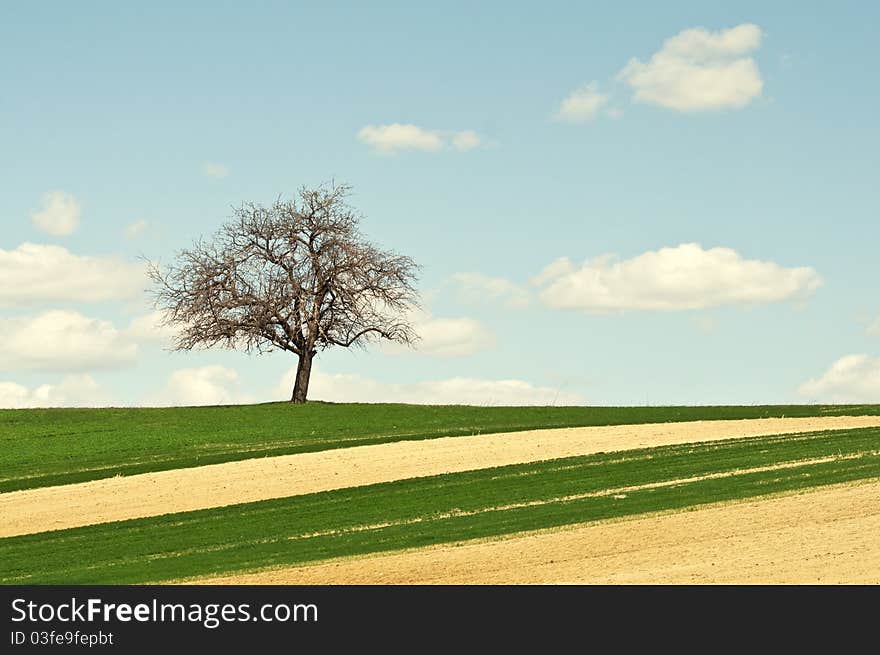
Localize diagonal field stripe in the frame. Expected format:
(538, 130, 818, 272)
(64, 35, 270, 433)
(197, 479, 880, 585)
(2, 415, 880, 538)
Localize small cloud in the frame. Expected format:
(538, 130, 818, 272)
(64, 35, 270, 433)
(124, 219, 149, 239)
(125, 310, 180, 345)
(452, 130, 481, 151)
(452, 272, 531, 309)
(554, 82, 609, 122)
(0, 310, 139, 372)
(798, 354, 880, 403)
(414, 315, 494, 357)
(357, 123, 483, 155)
(535, 243, 821, 312)
(147, 366, 254, 407)
(867, 317, 880, 337)
(0, 243, 146, 307)
(0, 374, 110, 408)
(358, 124, 443, 154)
(530, 258, 576, 287)
(31, 191, 81, 236)
(384, 309, 495, 358)
(606, 107, 624, 120)
(203, 162, 230, 179)
(618, 23, 764, 111)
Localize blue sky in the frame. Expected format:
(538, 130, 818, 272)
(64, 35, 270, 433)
(1, 1, 878, 407)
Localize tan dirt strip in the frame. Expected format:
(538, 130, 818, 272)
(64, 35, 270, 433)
(201, 480, 880, 585)
(2, 415, 879, 538)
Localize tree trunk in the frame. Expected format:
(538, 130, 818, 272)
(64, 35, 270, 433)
(290, 351, 315, 403)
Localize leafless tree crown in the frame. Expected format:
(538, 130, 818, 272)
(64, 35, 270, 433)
(148, 183, 420, 360)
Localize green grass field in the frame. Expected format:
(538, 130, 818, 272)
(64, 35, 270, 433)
(2, 402, 878, 492)
(3, 426, 878, 584)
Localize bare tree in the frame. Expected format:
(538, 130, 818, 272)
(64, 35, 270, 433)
(148, 182, 419, 403)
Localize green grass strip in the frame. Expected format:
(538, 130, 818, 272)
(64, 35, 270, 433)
(2, 402, 878, 492)
(2, 427, 878, 584)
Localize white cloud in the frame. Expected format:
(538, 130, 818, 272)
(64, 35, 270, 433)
(452, 272, 531, 309)
(31, 191, 81, 236)
(867, 317, 880, 337)
(452, 130, 481, 151)
(358, 124, 443, 154)
(148, 366, 254, 407)
(798, 355, 880, 403)
(203, 162, 230, 178)
(0, 310, 139, 372)
(535, 243, 821, 311)
(385, 310, 494, 358)
(124, 219, 149, 239)
(278, 368, 587, 406)
(530, 258, 576, 287)
(0, 375, 109, 408)
(125, 310, 180, 345)
(414, 316, 495, 358)
(661, 23, 763, 58)
(0, 243, 145, 306)
(555, 82, 609, 122)
(357, 124, 482, 154)
(618, 23, 764, 111)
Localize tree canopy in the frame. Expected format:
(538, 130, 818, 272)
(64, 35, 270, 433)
(148, 182, 420, 402)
